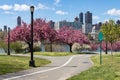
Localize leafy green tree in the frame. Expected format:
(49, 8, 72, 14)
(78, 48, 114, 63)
(0, 32, 7, 41)
(0, 31, 8, 53)
(101, 20, 119, 55)
(116, 23, 120, 40)
(0, 41, 7, 53)
(100, 22, 109, 54)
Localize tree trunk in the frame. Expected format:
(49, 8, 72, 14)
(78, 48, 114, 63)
(111, 42, 113, 56)
(105, 41, 108, 54)
(27, 42, 31, 52)
(50, 41, 52, 52)
(69, 44, 72, 52)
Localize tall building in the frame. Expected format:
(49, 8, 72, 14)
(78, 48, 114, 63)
(85, 11, 92, 24)
(17, 16, 21, 26)
(54, 11, 92, 34)
(84, 11, 92, 34)
(79, 12, 83, 24)
(3, 25, 7, 32)
(93, 22, 102, 31)
(50, 20, 55, 29)
(55, 20, 82, 30)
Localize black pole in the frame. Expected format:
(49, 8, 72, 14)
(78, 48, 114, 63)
(8, 27, 10, 55)
(29, 6, 35, 67)
(100, 41, 102, 65)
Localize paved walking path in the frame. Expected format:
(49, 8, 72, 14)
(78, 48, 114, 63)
(0, 54, 95, 80)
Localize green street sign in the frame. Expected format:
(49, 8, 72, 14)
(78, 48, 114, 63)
(98, 32, 103, 41)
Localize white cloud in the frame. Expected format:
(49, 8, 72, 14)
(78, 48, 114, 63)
(93, 16, 99, 20)
(0, 5, 12, 10)
(13, 4, 29, 11)
(4, 11, 14, 14)
(0, 3, 54, 12)
(54, 0, 61, 6)
(37, 3, 49, 10)
(54, 0, 60, 4)
(56, 10, 68, 15)
(107, 8, 120, 16)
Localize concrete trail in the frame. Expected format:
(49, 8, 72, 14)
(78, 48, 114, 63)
(0, 54, 94, 80)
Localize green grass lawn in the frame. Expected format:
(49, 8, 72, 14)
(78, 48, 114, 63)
(67, 53, 120, 80)
(34, 52, 75, 56)
(0, 55, 51, 75)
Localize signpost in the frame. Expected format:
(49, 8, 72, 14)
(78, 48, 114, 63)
(98, 32, 103, 65)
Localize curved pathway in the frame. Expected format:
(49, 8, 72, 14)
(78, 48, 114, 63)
(0, 54, 94, 80)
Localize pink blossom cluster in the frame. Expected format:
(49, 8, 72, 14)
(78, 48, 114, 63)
(58, 26, 90, 46)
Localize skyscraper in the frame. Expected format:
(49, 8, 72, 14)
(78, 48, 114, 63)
(84, 11, 92, 34)
(79, 12, 83, 24)
(4, 25, 7, 32)
(17, 16, 21, 26)
(85, 11, 92, 24)
(50, 20, 55, 29)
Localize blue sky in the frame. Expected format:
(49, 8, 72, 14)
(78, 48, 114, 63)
(0, 0, 120, 29)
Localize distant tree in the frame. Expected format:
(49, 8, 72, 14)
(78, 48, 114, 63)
(0, 31, 7, 41)
(0, 41, 7, 53)
(116, 20, 120, 25)
(90, 42, 98, 51)
(100, 22, 109, 54)
(33, 18, 58, 52)
(58, 26, 90, 52)
(6, 18, 57, 52)
(116, 23, 120, 40)
(114, 41, 120, 51)
(110, 41, 120, 51)
(0, 31, 8, 53)
(101, 41, 120, 51)
(101, 41, 111, 51)
(101, 20, 119, 55)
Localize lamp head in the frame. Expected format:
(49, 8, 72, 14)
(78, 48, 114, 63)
(30, 6, 34, 12)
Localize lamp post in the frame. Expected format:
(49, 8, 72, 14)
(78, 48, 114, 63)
(8, 27, 10, 55)
(29, 6, 35, 67)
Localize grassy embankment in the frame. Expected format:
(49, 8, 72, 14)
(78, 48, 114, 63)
(34, 52, 75, 56)
(0, 55, 51, 75)
(68, 53, 120, 80)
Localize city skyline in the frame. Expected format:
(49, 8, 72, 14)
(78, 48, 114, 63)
(0, 0, 120, 29)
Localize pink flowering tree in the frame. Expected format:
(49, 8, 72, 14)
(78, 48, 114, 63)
(58, 26, 90, 52)
(33, 18, 58, 52)
(101, 41, 120, 52)
(101, 41, 111, 51)
(111, 41, 120, 51)
(90, 42, 98, 51)
(7, 22, 37, 52)
(6, 18, 57, 52)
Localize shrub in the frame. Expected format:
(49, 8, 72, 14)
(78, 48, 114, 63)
(33, 46, 41, 52)
(33, 41, 41, 52)
(72, 43, 81, 53)
(10, 41, 23, 53)
(0, 41, 7, 53)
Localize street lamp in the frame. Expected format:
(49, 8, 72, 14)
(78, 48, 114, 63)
(8, 27, 10, 55)
(29, 6, 35, 67)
